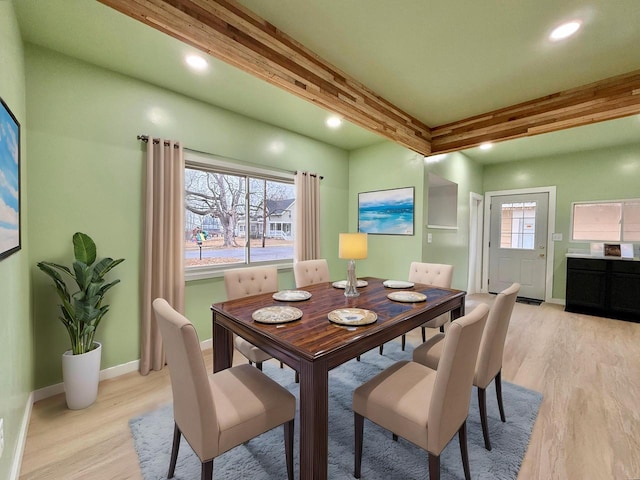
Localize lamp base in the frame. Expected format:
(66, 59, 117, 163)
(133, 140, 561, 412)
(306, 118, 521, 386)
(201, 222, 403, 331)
(344, 259, 360, 297)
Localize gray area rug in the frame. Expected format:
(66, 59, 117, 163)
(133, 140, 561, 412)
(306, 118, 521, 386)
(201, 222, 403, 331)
(130, 341, 542, 479)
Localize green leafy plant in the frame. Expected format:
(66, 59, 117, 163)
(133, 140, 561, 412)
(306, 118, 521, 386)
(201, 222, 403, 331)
(37, 232, 125, 355)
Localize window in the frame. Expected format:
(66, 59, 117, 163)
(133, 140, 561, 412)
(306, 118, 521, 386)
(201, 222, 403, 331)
(571, 199, 640, 242)
(500, 202, 536, 249)
(184, 152, 295, 279)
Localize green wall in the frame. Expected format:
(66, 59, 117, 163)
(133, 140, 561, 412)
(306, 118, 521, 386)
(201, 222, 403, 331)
(425, 152, 484, 290)
(347, 145, 483, 290)
(347, 142, 425, 280)
(0, 3, 32, 479)
(483, 143, 640, 299)
(26, 45, 350, 389)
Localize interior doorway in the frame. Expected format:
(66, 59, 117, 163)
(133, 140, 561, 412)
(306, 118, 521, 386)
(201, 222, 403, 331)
(467, 192, 484, 294)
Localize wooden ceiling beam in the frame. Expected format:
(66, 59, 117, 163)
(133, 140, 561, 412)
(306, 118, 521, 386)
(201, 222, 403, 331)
(97, 0, 432, 154)
(431, 70, 640, 154)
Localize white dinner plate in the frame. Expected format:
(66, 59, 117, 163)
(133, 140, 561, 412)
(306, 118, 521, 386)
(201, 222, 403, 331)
(387, 291, 427, 303)
(272, 290, 312, 302)
(332, 279, 369, 289)
(383, 280, 415, 289)
(327, 308, 377, 326)
(252, 306, 303, 324)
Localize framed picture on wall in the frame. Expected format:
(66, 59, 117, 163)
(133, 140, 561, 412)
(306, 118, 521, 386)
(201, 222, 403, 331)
(0, 96, 21, 261)
(358, 186, 415, 235)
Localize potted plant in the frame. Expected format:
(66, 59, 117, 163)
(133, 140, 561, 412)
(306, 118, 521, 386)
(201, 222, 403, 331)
(37, 232, 124, 409)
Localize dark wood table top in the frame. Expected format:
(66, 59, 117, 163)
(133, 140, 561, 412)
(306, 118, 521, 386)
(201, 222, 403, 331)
(211, 276, 466, 367)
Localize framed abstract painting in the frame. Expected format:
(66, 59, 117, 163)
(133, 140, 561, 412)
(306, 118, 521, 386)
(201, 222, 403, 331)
(0, 97, 21, 260)
(358, 186, 414, 235)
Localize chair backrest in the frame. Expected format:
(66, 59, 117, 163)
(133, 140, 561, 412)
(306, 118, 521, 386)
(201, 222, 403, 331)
(408, 262, 453, 288)
(474, 283, 520, 388)
(224, 266, 278, 300)
(152, 298, 218, 457)
(427, 303, 489, 455)
(293, 259, 330, 287)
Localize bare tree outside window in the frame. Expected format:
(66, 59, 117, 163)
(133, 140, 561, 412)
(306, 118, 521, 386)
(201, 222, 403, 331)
(184, 165, 295, 269)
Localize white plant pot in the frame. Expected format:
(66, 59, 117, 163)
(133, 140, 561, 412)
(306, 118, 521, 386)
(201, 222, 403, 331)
(62, 342, 102, 410)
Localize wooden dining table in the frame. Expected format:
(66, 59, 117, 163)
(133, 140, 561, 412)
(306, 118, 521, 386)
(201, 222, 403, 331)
(211, 276, 466, 480)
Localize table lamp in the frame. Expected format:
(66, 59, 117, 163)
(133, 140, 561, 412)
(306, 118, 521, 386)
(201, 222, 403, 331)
(339, 233, 368, 297)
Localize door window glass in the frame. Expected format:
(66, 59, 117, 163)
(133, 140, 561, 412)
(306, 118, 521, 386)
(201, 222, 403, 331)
(500, 202, 536, 249)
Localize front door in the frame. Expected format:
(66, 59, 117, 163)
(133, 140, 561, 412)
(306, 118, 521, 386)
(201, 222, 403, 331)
(488, 192, 548, 300)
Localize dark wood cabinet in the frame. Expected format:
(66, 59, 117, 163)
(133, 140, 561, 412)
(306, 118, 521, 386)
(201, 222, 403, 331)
(566, 256, 640, 322)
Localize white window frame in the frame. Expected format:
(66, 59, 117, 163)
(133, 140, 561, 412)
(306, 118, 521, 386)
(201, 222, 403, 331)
(184, 150, 295, 281)
(570, 198, 640, 243)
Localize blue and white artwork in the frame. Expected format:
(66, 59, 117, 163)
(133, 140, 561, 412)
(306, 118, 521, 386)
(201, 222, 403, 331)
(358, 187, 414, 235)
(0, 98, 20, 260)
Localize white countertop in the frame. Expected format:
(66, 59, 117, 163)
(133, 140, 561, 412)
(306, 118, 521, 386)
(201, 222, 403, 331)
(566, 253, 639, 261)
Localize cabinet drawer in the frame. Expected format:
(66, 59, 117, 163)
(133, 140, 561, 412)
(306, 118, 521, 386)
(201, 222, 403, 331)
(611, 260, 640, 274)
(567, 257, 607, 271)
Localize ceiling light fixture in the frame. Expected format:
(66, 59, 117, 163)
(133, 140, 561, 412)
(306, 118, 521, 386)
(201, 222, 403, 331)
(479, 142, 493, 151)
(326, 116, 342, 128)
(549, 21, 581, 41)
(185, 54, 208, 71)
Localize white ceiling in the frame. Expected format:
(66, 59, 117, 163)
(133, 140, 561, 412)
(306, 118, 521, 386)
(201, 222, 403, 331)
(14, 0, 640, 162)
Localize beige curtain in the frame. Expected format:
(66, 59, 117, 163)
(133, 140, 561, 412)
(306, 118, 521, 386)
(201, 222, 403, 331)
(140, 138, 185, 375)
(294, 171, 321, 261)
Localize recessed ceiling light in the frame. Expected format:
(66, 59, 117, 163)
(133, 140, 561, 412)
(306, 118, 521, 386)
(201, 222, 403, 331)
(326, 116, 342, 128)
(479, 142, 493, 151)
(549, 21, 581, 41)
(185, 54, 208, 71)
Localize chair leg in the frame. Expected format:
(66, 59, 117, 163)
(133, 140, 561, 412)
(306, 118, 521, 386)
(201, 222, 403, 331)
(401, 334, 406, 351)
(356, 356, 361, 362)
(392, 433, 398, 442)
(248, 360, 253, 366)
(201, 460, 213, 480)
(280, 361, 284, 369)
(496, 370, 506, 422)
(256, 362, 263, 371)
(478, 387, 492, 450)
(458, 421, 471, 480)
(421, 326, 427, 342)
(379, 344, 384, 355)
(168, 423, 181, 478)
(354, 413, 364, 478)
(295, 370, 300, 383)
(284, 420, 294, 480)
(428, 453, 440, 480)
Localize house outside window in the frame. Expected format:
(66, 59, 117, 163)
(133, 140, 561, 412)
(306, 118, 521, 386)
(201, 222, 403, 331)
(571, 199, 640, 242)
(184, 152, 295, 280)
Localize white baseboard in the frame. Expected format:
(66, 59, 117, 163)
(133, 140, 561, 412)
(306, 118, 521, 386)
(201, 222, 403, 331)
(32, 338, 213, 403)
(547, 298, 566, 306)
(10, 392, 33, 480)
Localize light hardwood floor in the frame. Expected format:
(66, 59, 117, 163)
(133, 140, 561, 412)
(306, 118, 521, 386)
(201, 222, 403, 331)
(19, 294, 640, 479)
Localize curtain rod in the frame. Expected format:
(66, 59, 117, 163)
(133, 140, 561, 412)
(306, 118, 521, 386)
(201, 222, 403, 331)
(295, 171, 324, 180)
(138, 135, 323, 179)
(137, 134, 180, 148)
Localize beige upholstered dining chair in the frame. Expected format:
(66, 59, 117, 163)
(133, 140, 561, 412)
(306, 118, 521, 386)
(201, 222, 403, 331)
(224, 266, 278, 371)
(353, 303, 490, 480)
(380, 261, 454, 355)
(413, 282, 520, 450)
(293, 258, 330, 287)
(152, 298, 295, 480)
(224, 266, 299, 382)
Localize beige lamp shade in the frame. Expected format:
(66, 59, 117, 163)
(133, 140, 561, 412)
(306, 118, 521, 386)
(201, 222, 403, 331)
(339, 233, 368, 260)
